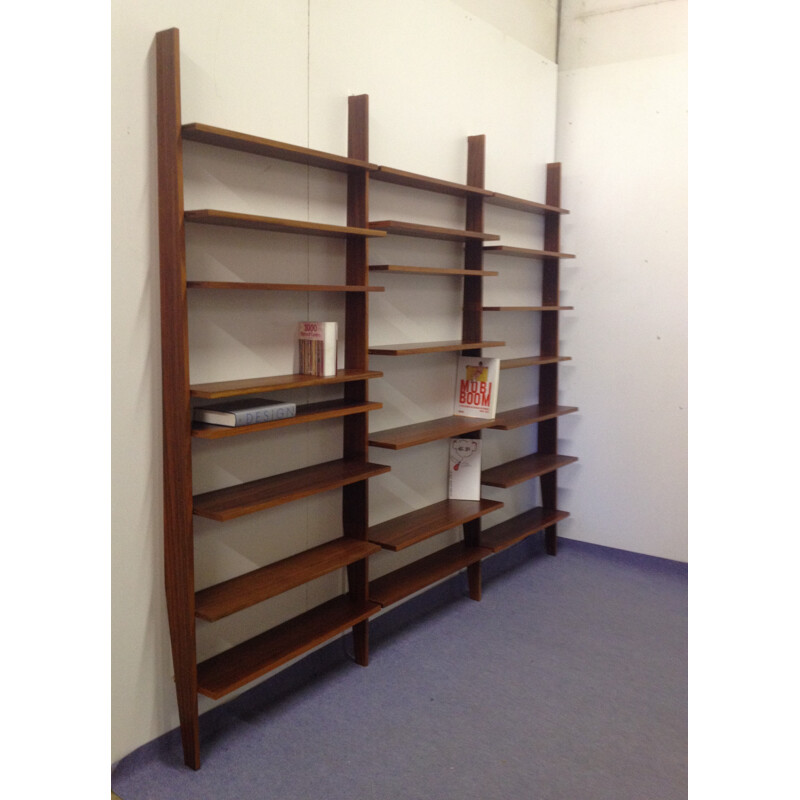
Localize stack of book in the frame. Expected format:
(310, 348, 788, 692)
(298, 321, 338, 377)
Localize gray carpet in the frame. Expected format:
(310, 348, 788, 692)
(112, 537, 687, 799)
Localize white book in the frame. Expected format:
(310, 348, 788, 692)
(448, 438, 482, 500)
(298, 321, 338, 377)
(453, 356, 500, 419)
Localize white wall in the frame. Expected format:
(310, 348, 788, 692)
(111, 0, 560, 764)
(555, 0, 688, 561)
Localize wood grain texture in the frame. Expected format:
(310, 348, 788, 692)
(196, 596, 380, 699)
(500, 355, 571, 369)
(489, 404, 578, 431)
(195, 538, 382, 621)
(368, 414, 498, 450)
(184, 210, 387, 238)
(480, 453, 578, 488)
(367, 340, 504, 356)
(192, 459, 390, 521)
(483, 245, 575, 259)
(369, 543, 490, 609)
(371, 165, 493, 197)
(480, 507, 570, 553)
(369, 264, 498, 277)
(369, 220, 500, 242)
(181, 122, 376, 172)
(485, 191, 569, 215)
(155, 26, 200, 770)
(367, 498, 503, 551)
(190, 369, 383, 400)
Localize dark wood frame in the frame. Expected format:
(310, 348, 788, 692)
(155, 26, 576, 769)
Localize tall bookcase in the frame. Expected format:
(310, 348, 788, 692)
(155, 27, 576, 769)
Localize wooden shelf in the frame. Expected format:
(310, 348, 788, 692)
(500, 355, 572, 369)
(195, 538, 382, 621)
(190, 369, 383, 400)
(192, 458, 390, 521)
(370, 264, 498, 277)
(369, 415, 498, 450)
(187, 281, 383, 293)
(485, 192, 569, 215)
(368, 498, 503, 551)
(483, 245, 575, 259)
(369, 543, 490, 609)
(371, 165, 493, 198)
(489, 404, 578, 431)
(192, 399, 383, 439)
(182, 122, 376, 172)
(196, 595, 380, 699)
(480, 507, 570, 553)
(481, 453, 578, 488)
(483, 305, 574, 312)
(185, 209, 387, 239)
(368, 339, 504, 356)
(369, 220, 500, 242)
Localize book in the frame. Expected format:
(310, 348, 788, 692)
(448, 438, 482, 500)
(298, 321, 338, 377)
(193, 397, 297, 427)
(453, 356, 500, 419)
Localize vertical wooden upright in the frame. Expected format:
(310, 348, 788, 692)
(539, 163, 563, 556)
(461, 134, 487, 601)
(155, 27, 200, 770)
(343, 94, 372, 664)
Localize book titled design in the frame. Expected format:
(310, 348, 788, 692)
(298, 321, 338, 377)
(453, 356, 500, 419)
(448, 438, 482, 500)
(193, 397, 297, 427)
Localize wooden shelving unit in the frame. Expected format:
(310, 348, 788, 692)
(155, 26, 577, 770)
(156, 28, 389, 769)
(480, 162, 578, 556)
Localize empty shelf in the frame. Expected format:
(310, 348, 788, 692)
(369, 220, 500, 242)
(489, 404, 578, 431)
(187, 281, 383, 292)
(371, 165, 493, 198)
(369, 543, 490, 609)
(195, 538, 382, 621)
(480, 507, 570, 553)
(196, 595, 380, 699)
(370, 264, 498, 277)
(182, 123, 376, 172)
(481, 453, 578, 488)
(500, 356, 572, 369)
(185, 209, 387, 239)
(190, 369, 383, 400)
(368, 498, 503, 551)
(483, 245, 575, 259)
(368, 340, 504, 356)
(485, 192, 569, 215)
(369, 415, 497, 450)
(193, 458, 390, 521)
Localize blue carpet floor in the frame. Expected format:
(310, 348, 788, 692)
(112, 538, 687, 800)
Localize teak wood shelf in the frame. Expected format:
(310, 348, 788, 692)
(368, 339, 505, 356)
(369, 264, 499, 277)
(156, 27, 576, 770)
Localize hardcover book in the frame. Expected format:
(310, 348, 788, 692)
(193, 397, 297, 427)
(298, 321, 338, 377)
(453, 356, 500, 419)
(448, 438, 482, 500)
